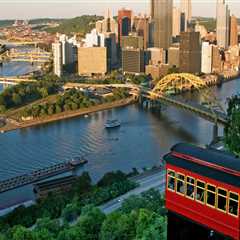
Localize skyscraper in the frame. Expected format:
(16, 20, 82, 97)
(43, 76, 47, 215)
(216, 0, 230, 49)
(151, 0, 173, 49)
(118, 8, 132, 46)
(132, 15, 150, 49)
(229, 15, 238, 47)
(52, 42, 63, 77)
(180, 0, 192, 30)
(179, 32, 201, 73)
(172, 7, 181, 37)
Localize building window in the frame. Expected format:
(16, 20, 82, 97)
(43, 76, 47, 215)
(176, 173, 185, 195)
(167, 170, 175, 192)
(206, 184, 216, 208)
(217, 188, 227, 212)
(228, 192, 239, 217)
(196, 180, 205, 203)
(186, 176, 195, 199)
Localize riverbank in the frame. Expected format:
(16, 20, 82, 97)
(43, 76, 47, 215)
(0, 97, 136, 133)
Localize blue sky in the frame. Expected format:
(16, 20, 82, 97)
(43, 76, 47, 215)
(0, 0, 239, 20)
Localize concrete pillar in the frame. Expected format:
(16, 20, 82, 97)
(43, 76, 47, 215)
(212, 123, 218, 144)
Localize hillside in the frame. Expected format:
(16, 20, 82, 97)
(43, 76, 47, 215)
(45, 15, 103, 36)
(194, 17, 216, 32)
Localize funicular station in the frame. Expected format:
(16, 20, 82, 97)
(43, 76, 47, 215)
(164, 143, 240, 240)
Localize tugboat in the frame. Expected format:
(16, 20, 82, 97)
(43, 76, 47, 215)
(105, 119, 121, 129)
(69, 156, 88, 167)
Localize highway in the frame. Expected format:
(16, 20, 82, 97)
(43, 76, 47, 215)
(100, 170, 166, 214)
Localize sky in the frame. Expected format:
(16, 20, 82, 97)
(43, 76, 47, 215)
(0, 0, 239, 20)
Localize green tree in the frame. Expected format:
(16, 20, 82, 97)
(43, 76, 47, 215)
(33, 229, 54, 240)
(72, 172, 92, 195)
(76, 205, 105, 240)
(11, 226, 34, 240)
(62, 203, 80, 223)
(35, 217, 60, 236)
(135, 209, 166, 240)
(55, 104, 62, 114)
(12, 93, 22, 106)
(100, 212, 136, 240)
(224, 95, 240, 154)
(57, 227, 80, 240)
(97, 171, 126, 187)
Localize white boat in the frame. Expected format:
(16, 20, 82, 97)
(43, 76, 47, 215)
(105, 119, 121, 129)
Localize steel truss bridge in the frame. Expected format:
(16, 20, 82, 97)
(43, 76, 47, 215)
(147, 73, 228, 126)
(0, 77, 36, 85)
(63, 74, 228, 127)
(0, 48, 52, 63)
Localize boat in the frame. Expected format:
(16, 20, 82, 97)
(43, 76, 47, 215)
(69, 156, 88, 167)
(105, 119, 121, 129)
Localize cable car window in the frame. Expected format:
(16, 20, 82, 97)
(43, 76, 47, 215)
(229, 192, 239, 217)
(217, 188, 227, 212)
(196, 180, 205, 203)
(167, 170, 175, 191)
(186, 176, 195, 199)
(176, 173, 185, 195)
(207, 184, 216, 207)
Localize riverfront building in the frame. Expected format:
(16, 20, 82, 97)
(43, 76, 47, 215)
(122, 48, 145, 74)
(168, 46, 180, 68)
(78, 47, 108, 76)
(150, 0, 173, 49)
(179, 31, 201, 73)
(52, 42, 62, 77)
(201, 42, 213, 74)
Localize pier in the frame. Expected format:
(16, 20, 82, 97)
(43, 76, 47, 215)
(0, 162, 76, 194)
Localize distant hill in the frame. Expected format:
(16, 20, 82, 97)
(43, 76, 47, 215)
(0, 20, 14, 27)
(45, 15, 104, 36)
(29, 18, 64, 25)
(194, 17, 216, 32)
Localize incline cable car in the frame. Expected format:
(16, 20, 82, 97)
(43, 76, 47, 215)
(164, 143, 240, 240)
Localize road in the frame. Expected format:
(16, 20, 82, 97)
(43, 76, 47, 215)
(100, 170, 166, 214)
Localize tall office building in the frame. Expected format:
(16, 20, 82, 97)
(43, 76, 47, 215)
(172, 7, 181, 37)
(151, 0, 173, 49)
(216, 0, 230, 49)
(118, 8, 132, 45)
(179, 31, 201, 73)
(122, 48, 145, 74)
(52, 42, 63, 77)
(132, 15, 150, 49)
(229, 15, 238, 47)
(78, 47, 108, 76)
(95, 9, 118, 35)
(180, 0, 192, 30)
(201, 42, 213, 74)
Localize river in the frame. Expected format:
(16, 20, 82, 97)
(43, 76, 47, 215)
(0, 60, 240, 210)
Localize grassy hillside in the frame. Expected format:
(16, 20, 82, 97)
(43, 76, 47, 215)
(0, 20, 14, 27)
(45, 15, 103, 36)
(195, 17, 216, 32)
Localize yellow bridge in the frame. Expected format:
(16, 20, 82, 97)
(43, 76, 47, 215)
(0, 77, 36, 85)
(0, 48, 52, 63)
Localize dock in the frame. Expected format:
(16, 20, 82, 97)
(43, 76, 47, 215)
(0, 162, 75, 194)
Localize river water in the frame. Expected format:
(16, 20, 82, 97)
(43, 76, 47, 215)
(0, 61, 240, 209)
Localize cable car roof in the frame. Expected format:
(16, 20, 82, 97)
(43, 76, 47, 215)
(164, 143, 240, 187)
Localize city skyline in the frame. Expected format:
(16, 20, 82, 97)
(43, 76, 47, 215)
(0, 0, 240, 20)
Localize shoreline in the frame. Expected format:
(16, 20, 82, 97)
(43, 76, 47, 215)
(0, 97, 136, 133)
